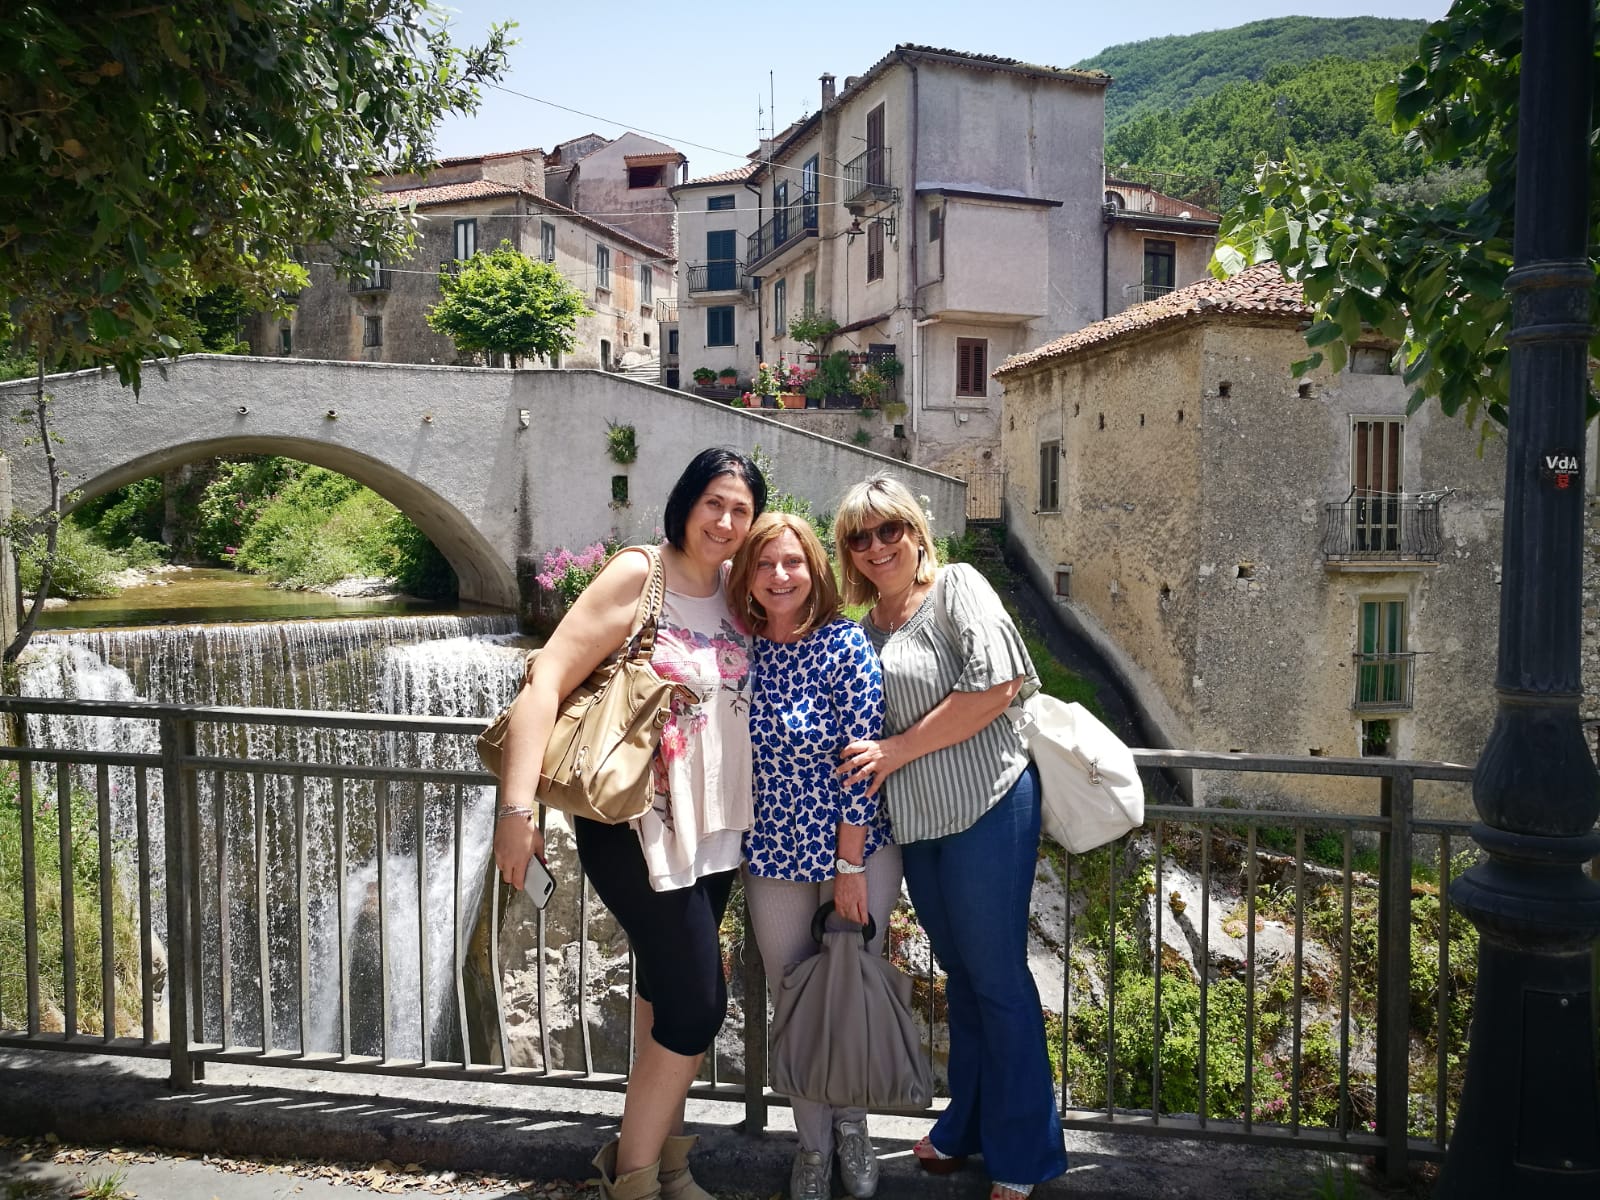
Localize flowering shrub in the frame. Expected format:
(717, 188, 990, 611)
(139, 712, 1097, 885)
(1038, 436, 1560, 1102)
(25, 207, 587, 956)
(535, 541, 613, 608)
(753, 362, 781, 394)
(777, 360, 815, 391)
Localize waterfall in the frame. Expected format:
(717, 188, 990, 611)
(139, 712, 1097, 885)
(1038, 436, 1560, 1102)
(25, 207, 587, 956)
(18, 614, 526, 1061)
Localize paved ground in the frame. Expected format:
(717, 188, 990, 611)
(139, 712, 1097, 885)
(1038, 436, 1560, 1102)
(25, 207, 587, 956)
(0, 1049, 1425, 1200)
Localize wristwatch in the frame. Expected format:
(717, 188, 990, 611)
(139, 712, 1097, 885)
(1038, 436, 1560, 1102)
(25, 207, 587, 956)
(834, 857, 867, 875)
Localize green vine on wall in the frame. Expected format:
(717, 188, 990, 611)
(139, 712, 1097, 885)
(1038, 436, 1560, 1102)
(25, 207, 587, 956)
(605, 421, 638, 465)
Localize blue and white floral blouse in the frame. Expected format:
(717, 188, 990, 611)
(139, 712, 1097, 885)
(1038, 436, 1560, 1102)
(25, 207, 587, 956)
(746, 616, 890, 882)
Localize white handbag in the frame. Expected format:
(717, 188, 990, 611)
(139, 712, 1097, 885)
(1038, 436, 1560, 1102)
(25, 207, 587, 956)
(1010, 694, 1145, 853)
(928, 569, 1144, 853)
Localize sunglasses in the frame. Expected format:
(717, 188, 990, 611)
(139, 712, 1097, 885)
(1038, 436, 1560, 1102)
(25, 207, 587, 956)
(843, 520, 909, 554)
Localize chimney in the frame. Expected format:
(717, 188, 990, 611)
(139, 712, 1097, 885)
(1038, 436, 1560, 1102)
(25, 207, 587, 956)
(820, 73, 836, 110)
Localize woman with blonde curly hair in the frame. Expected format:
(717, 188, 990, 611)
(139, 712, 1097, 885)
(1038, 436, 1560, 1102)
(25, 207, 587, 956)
(728, 512, 900, 1200)
(833, 475, 1065, 1200)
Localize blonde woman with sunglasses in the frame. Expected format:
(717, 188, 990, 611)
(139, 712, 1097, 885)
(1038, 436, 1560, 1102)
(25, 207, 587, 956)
(833, 475, 1066, 1200)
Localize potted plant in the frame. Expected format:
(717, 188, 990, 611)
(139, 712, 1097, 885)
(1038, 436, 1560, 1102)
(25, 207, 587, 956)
(817, 350, 857, 408)
(753, 362, 781, 407)
(718, 366, 739, 387)
(787, 309, 839, 366)
(851, 367, 886, 409)
(692, 366, 717, 387)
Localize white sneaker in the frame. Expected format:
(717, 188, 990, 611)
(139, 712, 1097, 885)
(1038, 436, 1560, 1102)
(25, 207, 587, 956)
(835, 1121, 879, 1198)
(790, 1149, 831, 1200)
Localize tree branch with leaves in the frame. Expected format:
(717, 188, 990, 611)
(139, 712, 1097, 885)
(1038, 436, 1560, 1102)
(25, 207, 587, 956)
(0, 0, 510, 658)
(1212, 0, 1600, 432)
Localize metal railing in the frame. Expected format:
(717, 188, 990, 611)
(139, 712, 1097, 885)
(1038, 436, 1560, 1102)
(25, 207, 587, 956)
(746, 191, 818, 270)
(842, 147, 894, 208)
(1127, 282, 1175, 303)
(0, 696, 1488, 1182)
(349, 268, 391, 293)
(964, 469, 1004, 523)
(1353, 652, 1416, 711)
(1320, 491, 1444, 564)
(686, 262, 748, 294)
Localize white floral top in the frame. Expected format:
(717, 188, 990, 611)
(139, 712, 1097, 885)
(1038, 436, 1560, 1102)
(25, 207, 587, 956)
(632, 565, 755, 891)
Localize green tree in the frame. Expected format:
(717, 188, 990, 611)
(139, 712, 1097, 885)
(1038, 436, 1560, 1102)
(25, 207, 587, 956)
(427, 241, 591, 367)
(0, 0, 509, 657)
(1212, 0, 1600, 431)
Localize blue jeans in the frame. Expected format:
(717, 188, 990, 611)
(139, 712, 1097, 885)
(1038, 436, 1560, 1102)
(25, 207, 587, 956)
(900, 764, 1066, 1185)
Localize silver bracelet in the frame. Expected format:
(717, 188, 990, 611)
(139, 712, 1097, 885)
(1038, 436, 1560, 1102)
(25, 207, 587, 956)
(496, 805, 537, 821)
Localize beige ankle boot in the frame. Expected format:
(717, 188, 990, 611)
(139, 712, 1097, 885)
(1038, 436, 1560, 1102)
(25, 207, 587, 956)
(592, 1139, 662, 1200)
(659, 1134, 715, 1200)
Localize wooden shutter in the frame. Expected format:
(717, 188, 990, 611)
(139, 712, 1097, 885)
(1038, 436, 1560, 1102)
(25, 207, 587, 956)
(866, 105, 885, 185)
(867, 220, 884, 282)
(956, 338, 987, 397)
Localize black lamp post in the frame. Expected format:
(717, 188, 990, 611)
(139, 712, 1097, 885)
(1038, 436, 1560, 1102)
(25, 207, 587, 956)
(1438, 1, 1600, 1195)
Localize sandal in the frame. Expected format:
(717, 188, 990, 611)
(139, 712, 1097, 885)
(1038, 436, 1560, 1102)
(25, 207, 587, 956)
(989, 1184, 1034, 1200)
(913, 1135, 967, 1175)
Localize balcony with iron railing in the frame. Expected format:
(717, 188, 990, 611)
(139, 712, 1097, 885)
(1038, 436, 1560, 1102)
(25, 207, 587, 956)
(1319, 490, 1444, 569)
(842, 147, 895, 210)
(1354, 651, 1416, 711)
(687, 261, 751, 294)
(1125, 281, 1176, 304)
(746, 191, 818, 273)
(349, 267, 392, 294)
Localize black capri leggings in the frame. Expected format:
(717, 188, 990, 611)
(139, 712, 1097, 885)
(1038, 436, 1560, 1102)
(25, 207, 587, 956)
(572, 815, 736, 1057)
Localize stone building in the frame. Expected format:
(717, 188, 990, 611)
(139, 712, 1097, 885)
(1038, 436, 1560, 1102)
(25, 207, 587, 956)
(245, 143, 679, 373)
(996, 266, 1505, 816)
(675, 45, 1111, 482)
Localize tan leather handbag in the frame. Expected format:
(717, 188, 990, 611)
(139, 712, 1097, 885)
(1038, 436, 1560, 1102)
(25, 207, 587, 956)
(477, 545, 693, 824)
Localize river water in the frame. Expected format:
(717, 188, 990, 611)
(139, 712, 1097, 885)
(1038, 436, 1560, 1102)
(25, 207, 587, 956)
(18, 568, 529, 1061)
(36, 566, 498, 629)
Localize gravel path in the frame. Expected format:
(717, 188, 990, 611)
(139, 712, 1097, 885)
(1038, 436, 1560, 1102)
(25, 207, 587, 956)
(0, 1135, 777, 1200)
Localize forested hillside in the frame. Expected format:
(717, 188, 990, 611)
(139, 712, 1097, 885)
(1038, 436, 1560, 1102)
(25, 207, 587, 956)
(1077, 16, 1428, 132)
(1105, 50, 1483, 211)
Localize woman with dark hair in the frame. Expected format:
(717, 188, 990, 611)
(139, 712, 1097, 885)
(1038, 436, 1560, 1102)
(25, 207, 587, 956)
(832, 475, 1065, 1200)
(494, 447, 767, 1200)
(726, 513, 899, 1200)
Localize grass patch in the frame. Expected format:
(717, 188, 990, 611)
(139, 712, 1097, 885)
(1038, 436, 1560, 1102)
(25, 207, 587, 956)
(0, 764, 143, 1036)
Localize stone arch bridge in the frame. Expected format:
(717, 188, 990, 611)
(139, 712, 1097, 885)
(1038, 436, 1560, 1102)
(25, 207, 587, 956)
(0, 355, 965, 610)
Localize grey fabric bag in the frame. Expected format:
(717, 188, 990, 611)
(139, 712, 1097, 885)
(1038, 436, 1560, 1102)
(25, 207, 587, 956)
(768, 903, 932, 1111)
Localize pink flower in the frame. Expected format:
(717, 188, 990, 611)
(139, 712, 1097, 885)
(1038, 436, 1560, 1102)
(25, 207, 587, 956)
(659, 723, 687, 761)
(713, 639, 748, 681)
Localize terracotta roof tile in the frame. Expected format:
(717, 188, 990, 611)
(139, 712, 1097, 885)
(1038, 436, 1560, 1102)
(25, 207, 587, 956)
(996, 264, 1308, 376)
(376, 179, 672, 259)
(676, 163, 759, 187)
(625, 151, 685, 168)
(434, 147, 543, 166)
(379, 178, 524, 205)
(897, 44, 1108, 86)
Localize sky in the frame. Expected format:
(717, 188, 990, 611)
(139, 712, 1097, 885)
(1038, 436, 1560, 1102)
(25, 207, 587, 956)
(430, 1, 1450, 176)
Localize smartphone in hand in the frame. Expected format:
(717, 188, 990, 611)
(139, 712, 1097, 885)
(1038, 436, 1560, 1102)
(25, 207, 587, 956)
(517, 855, 556, 909)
